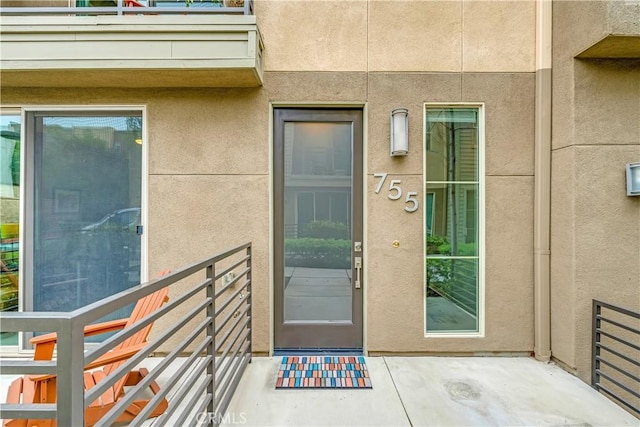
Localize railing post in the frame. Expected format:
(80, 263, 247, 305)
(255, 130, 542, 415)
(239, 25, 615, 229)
(246, 244, 252, 362)
(206, 263, 215, 426)
(55, 317, 85, 426)
(591, 300, 601, 389)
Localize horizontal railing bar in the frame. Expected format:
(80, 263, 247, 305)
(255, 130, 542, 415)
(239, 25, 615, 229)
(0, 314, 67, 332)
(597, 330, 640, 352)
(215, 326, 250, 382)
(215, 300, 250, 337)
(84, 277, 211, 365)
(153, 358, 210, 426)
(215, 254, 250, 282)
(215, 345, 250, 416)
(596, 359, 640, 386)
(128, 339, 212, 427)
(597, 384, 640, 415)
(215, 269, 250, 299)
(216, 351, 250, 419)
(594, 300, 640, 319)
(171, 376, 212, 427)
(214, 314, 249, 356)
(0, 403, 57, 419)
(95, 317, 211, 427)
(596, 343, 640, 368)
(215, 282, 250, 316)
(216, 340, 247, 400)
(0, 360, 56, 375)
(191, 393, 214, 427)
(71, 242, 249, 325)
(596, 370, 640, 400)
(216, 267, 251, 298)
(85, 299, 210, 406)
(0, 243, 251, 426)
(597, 315, 640, 336)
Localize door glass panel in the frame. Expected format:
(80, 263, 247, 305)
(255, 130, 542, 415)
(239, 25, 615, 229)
(1, 114, 21, 345)
(283, 122, 352, 322)
(32, 114, 142, 321)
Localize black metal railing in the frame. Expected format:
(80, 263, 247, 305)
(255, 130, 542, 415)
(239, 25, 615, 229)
(0, 242, 252, 426)
(591, 300, 640, 416)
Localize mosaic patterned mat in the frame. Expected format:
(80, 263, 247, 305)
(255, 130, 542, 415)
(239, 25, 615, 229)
(276, 356, 372, 389)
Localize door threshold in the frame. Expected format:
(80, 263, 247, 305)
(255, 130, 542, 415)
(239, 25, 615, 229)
(273, 348, 363, 356)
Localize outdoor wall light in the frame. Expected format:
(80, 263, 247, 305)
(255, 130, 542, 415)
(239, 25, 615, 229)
(626, 162, 640, 196)
(390, 108, 409, 157)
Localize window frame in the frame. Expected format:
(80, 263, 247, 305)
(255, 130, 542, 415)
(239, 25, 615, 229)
(0, 105, 148, 354)
(423, 103, 485, 338)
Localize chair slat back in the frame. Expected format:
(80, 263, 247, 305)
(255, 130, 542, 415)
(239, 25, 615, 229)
(103, 270, 171, 395)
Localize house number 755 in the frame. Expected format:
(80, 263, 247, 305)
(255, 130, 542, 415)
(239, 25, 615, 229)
(374, 173, 419, 213)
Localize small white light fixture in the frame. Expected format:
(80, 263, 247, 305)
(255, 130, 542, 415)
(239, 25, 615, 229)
(390, 108, 409, 157)
(626, 162, 640, 196)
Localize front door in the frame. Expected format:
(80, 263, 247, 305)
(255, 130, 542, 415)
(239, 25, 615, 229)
(274, 108, 363, 350)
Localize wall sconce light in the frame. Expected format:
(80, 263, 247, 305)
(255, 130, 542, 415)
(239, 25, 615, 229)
(390, 108, 409, 157)
(626, 162, 640, 196)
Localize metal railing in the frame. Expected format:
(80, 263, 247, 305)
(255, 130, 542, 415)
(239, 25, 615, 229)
(0, 0, 254, 16)
(0, 242, 252, 426)
(591, 300, 640, 416)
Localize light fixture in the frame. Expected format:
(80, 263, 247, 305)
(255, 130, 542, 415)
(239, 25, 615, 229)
(390, 108, 409, 157)
(626, 162, 640, 196)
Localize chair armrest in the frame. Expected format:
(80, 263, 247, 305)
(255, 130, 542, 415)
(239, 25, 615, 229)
(29, 341, 148, 382)
(31, 319, 129, 361)
(30, 319, 129, 345)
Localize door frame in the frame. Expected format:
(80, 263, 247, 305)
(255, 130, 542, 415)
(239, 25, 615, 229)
(271, 105, 365, 351)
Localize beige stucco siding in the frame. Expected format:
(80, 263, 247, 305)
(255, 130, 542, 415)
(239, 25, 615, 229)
(257, 0, 535, 74)
(552, 0, 640, 383)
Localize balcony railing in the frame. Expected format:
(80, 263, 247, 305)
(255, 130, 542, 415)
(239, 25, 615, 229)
(0, 0, 254, 16)
(591, 300, 640, 416)
(0, 242, 252, 426)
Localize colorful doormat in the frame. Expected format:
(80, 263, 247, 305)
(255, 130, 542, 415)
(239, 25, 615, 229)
(275, 356, 372, 389)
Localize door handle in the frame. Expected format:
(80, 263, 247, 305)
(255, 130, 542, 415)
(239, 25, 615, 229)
(354, 256, 362, 289)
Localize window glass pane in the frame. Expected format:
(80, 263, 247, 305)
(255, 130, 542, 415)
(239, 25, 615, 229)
(283, 122, 352, 322)
(426, 258, 478, 332)
(32, 114, 142, 321)
(1, 114, 21, 345)
(425, 183, 478, 257)
(330, 192, 349, 225)
(425, 106, 481, 334)
(425, 108, 478, 182)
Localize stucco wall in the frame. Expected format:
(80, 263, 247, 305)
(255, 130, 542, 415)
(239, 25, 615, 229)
(0, 0, 538, 355)
(551, 1, 640, 382)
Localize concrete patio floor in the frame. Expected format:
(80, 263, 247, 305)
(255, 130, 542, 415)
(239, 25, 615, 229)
(222, 356, 639, 427)
(2, 356, 638, 426)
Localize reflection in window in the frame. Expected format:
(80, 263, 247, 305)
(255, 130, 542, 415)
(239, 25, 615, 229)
(30, 113, 143, 323)
(283, 122, 352, 322)
(1, 114, 21, 345)
(425, 107, 481, 333)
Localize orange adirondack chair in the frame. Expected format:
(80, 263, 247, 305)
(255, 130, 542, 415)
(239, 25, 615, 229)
(3, 271, 171, 427)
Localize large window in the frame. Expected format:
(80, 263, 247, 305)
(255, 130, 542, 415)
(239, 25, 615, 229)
(425, 106, 483, 334)
(0, 109, 145, 346)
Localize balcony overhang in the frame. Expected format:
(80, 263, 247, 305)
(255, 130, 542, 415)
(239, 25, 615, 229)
(576, 35, 640, 59)
(0, 15, 264, 88)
